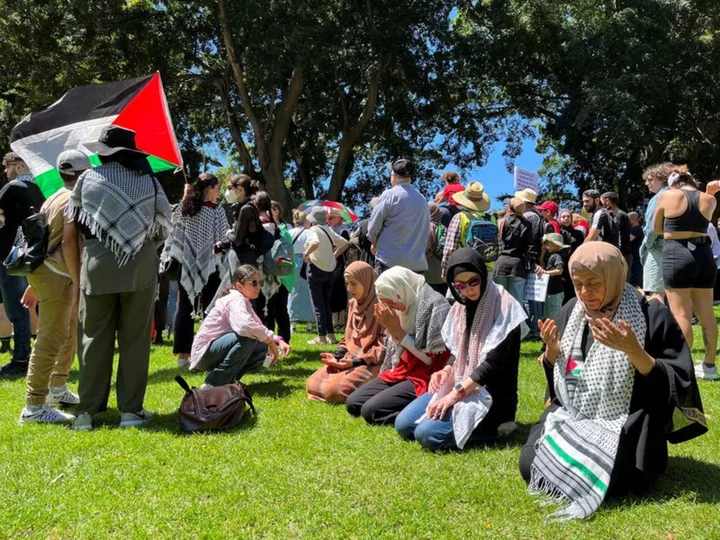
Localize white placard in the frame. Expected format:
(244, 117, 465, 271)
(514, 166, 540, 193)
(524, 273, 549, 302)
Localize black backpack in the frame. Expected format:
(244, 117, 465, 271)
(4, 207, 53, 276)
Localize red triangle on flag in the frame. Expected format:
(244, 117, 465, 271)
(111, 72, 182, 167)
(565, 357, 577, 376)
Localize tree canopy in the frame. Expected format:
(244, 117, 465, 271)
(2, 0, 720, 212)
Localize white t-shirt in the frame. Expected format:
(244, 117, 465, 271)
(304, 225, 348, 272)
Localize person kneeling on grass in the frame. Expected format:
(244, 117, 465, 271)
(519, 243, 707, 521)
(306, 261, 386, 403)
(345, 266, 450, 425)
(395, 248, 526, 450)
(190, 265, 290, 388)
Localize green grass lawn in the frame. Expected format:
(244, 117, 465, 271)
(0, 319, 718, 539)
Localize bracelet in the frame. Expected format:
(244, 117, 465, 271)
(273, 336, 282, 345)
(351, 358, 367, 368)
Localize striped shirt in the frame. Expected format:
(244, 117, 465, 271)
(368, 182, 429, 271)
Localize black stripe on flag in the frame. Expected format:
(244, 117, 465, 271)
(10, 74, 154, 142)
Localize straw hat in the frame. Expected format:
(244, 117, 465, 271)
(514, 188, 538, 204)
(452, 182, 491, 212)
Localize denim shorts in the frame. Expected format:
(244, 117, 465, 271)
(662, 238, 717, 289)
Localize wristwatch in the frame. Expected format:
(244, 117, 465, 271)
(454, 383, 468, 398)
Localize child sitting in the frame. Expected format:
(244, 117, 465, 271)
(190, 264, 290, 388)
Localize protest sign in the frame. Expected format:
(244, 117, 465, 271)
(514, 166, 539, 193)
(525, 273, 549, 302)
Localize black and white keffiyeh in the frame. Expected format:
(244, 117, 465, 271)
(67, 162, 171, 265)
(529, 284, 646, 521)
(162, 204, 229, 300)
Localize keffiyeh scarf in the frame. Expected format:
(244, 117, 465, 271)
(379, 284, 449, 372)
(67, 163, 171, 265)
(424, 283, 526, 449)
(162, 204, 229, 300)
(529, 284, 646, 521)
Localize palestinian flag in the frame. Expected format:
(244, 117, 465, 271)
(10, 72, 182, 197)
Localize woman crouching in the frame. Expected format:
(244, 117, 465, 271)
(519, 243, 707, 521)
(345, 267, 450, 425)
(190, 265, 290, 388)
(395, 248, 526, 450)
(306, 262, 386, 403)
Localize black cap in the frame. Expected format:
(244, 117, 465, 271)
(387, 158, 414, 177)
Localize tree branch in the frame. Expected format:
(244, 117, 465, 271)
(217, 0, 264, 147)
(214, 76, 257, 176)
(269, 65, 305, 160)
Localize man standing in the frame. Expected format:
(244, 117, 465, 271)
(68, 126, 171, 431)
(0, 152, 45, 378)
(601, 191, 632, 279)
(19, 150, 89, 423)
(628, 211, 644, 287)
(536, 200, 561, 234)
(368, 159, 429, 274)
(582, 189, 619, 247)
(515, 188, 544, 338)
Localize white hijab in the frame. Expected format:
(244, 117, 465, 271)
(374, 266, 426, 335)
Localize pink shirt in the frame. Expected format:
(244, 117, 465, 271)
(190, 290, 275, 369)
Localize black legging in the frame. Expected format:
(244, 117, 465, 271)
(173, 271, 221, 355)
(345, 378, 417, 425)
(264, 285, 291, 343)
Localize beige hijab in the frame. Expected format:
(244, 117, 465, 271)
(343, 262, 383, 357)
(569, 242, 628, 320)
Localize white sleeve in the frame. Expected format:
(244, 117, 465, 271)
(400, 334, 432, 365)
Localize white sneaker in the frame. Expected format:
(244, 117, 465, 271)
(178, 357, 190, 369)
(200, 383, 213, 390)
(695, 362, 718, 380)
(20, 404, 75, 425)
(46, 385, 80, 406)
(497, 421, 519, 438)
(72, 412, 93, 431)
(119, 410, 154, 428)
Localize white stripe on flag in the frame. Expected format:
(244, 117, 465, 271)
(10, 115, 117, 177)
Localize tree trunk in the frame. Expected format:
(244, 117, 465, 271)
(326, 53, 390, 201)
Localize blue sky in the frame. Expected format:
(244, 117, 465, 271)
(457, 137, 547, 212)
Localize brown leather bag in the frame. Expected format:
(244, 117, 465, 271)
(175, 376, 256, 433)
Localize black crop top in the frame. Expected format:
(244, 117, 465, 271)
(664, 190, 709, 234)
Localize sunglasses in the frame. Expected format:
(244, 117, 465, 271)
(452, 277, 481, 291)
(244, 279, 264, 288)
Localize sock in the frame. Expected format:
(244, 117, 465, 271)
(49, 385, 68, 394)
(25, 403, 42, 413)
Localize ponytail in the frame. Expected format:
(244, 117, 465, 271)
(181, 173, 218, 217)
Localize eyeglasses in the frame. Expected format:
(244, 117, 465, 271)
(452, 277, 481, 291)
(244, 279, 264, 287)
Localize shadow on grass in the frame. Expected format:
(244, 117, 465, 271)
(246, 378, 296, 398)
(604, 456, 720, 509)
(273, 366, 317, 379)
(139, 410, 259, 436)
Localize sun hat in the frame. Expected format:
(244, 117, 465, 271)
(306, 206, 327, 226)
(56, 149, 91, 176)
(84, 125, 148, 157)
(452, 181, 491, 212)
(536, 200, 559, 216)
(542, 232, 569, 249)
(514, 188, 538, 204)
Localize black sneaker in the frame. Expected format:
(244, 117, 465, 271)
(0, 360, 28, 379)
(0, 338, 12, 354)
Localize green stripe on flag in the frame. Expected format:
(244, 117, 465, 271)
(546, 434, 608, 493)
(147, 155, 177, 173)
(33, 169, 65, 198)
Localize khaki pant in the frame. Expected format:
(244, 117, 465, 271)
(25, 266, 76, 406)
(77, 280, 156, 415)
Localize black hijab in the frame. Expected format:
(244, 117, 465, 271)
(445, 248, 488, 325)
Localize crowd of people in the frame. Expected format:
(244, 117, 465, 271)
(0, 130, 715, 519)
